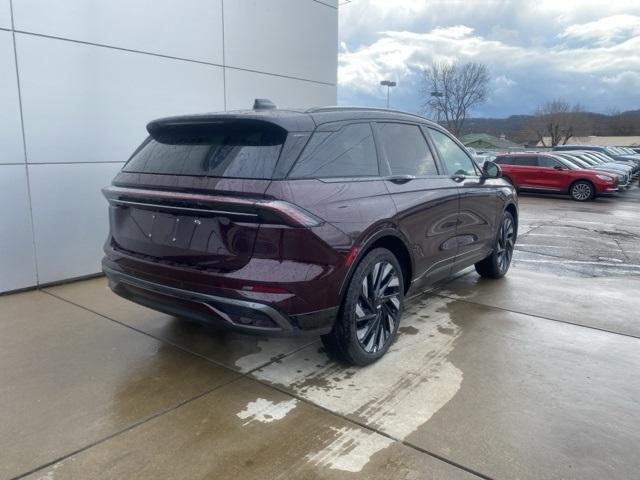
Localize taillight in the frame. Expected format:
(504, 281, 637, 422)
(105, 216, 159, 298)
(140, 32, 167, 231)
(343, 245, 359, 267)
(102, 186, 323, 227)
(257, 200, 323, 227)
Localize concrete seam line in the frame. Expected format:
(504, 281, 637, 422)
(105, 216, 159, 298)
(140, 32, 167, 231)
(248, 379, 495, 480)
(12, 292, 316, 480)
(7, 374, 244, 480)
(31, 285, 496, 479)
(41, 289, 232, 371)
(434, 293, 640, 341)
(41, 289, 316, 373)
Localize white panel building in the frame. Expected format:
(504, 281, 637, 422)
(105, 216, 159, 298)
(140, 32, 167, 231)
(0, 0, 338, 293)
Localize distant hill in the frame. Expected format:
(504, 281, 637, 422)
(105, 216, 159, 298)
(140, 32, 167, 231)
(460, 109, 640, 145)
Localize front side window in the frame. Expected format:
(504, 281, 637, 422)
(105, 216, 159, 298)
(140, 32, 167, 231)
(377, 123, 438, 176)
(428, 128, 478, 176)
(538, 156, 561, 168)
(288, 123, 378, 178)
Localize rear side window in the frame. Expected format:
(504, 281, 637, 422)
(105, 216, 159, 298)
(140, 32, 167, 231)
(428, 128, 479, 176)
(288, 123, 378, 178)
(377, 123, 438, 176)
(123, 122, 286, 179)
(495, 156, 512, 165)
(514, 156, 537, 166)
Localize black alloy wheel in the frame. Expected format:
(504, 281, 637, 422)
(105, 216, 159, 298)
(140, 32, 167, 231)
(355, 260, 401, 353)
(321, 248, 404, 365)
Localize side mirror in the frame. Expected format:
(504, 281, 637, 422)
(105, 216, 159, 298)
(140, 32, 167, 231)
(482, 160, 501, 179)
(553, 165, 564, 171)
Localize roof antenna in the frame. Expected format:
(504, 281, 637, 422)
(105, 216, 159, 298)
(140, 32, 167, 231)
(253, 98, 276, 110)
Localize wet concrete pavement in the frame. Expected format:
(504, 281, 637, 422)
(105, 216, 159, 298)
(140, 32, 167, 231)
(2, 186, 640, 480)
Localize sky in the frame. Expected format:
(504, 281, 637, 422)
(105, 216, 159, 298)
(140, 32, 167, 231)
(337, 0, 640, 118)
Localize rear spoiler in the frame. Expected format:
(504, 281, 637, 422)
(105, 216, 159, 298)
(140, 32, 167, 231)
(146, 112, 315, 139)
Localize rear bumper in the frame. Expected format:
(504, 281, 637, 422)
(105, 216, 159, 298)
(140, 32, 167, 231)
(103, 263, 336, 336)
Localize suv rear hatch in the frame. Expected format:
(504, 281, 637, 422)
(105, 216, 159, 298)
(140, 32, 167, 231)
(104, 116, 314, 272)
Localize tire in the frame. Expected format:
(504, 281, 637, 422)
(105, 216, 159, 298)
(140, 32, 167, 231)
(475, 211, 516, 279)
(321, 248, 404, 366)
(570, 180, 595, 201)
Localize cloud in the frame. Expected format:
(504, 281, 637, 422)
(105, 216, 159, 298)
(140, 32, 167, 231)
(603, 71, 640, 89)
(560, 14, 640, 46)
(338, 1, 640, 116)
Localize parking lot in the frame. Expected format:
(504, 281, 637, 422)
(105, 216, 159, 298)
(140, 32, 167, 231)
(2, 186, 640, 480)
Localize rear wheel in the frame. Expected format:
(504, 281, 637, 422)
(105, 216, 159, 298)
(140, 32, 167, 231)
(321, 248, 403, 366)
(570, 180, 595, 201)
(475, 211, 515, 279)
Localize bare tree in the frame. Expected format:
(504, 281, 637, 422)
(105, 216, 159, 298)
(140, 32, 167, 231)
(420, 62, 490, 137)
(528, 100, 585, 147)
(606, 107, 636, 136)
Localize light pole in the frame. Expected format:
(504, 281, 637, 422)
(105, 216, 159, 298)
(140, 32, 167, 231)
(380, 80, 396, 109)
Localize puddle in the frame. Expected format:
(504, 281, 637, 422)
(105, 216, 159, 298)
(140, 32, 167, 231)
(236, 398, 298, 426)
(306, 426, 393, 473)
(254, 297, 464, 471)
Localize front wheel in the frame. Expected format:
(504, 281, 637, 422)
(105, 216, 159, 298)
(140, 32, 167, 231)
(570, 181, 595, 201)
(321, 248, 404, 366)
(475, 211, 516, 279)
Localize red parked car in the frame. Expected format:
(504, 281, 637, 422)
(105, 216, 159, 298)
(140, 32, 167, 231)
(494, 152, 618, 201)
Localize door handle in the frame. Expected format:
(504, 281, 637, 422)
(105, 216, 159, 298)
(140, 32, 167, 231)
(450, 174, 466, 183)
(387, 175, 415, 184)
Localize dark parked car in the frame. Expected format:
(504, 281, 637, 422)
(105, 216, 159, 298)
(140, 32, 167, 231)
(552, 145, 640, 174)
(494, 152, 618, 201)
(102, 102, 517, 365)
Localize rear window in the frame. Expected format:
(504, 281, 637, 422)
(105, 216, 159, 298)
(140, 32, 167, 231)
(123, 121, 286, 178)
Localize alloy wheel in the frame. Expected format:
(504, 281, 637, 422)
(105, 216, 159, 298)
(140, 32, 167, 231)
(354, 261, 401, 353)
(572, 183, 592, 201)
(496, 215, 515, 273)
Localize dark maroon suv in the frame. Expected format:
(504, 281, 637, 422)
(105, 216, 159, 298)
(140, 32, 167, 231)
(102, 101, 517, 365)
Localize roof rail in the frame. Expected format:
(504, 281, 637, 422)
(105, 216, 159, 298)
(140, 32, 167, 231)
(305, 106, 431, 122)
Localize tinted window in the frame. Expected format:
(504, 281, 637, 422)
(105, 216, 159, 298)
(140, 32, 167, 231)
(555, 157, 577, 170)
(494, 156, 512, 165)
(562, 155, 589, 168)
(377, 123, 437, 176)
(573, 155, 594, 165)
(289, 123, 378, 178)
(583, 153, 603, 164)
(124, 122, 285, 178)
(538, 156, 560, 168)
(428, 128, 478, 176)
(514, 156, 537, 166)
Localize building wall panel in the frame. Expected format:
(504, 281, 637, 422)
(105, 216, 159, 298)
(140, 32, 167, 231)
(28, 162, 123, 284)
(0, 31, 25, 164)
(16, 34, 225, 165)
(12, 0, 224, 64)
(0, 165, 37, 292)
